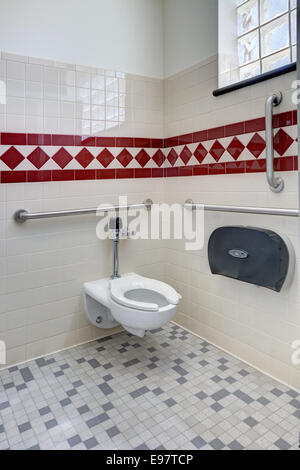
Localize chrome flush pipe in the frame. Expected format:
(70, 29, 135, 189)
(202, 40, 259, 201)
(109, 217, 122, 279)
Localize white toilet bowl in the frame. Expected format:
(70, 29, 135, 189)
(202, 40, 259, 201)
(83, 273, 181, 338)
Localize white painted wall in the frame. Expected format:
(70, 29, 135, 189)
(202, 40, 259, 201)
(0, 0, 164, 79)
(163, 0, 218, 78)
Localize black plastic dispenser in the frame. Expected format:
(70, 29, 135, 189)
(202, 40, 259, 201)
(208, 226, 294, 292)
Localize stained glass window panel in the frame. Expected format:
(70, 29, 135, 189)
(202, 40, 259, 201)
(260, 0, 288, 24)
(240, 60, 261, 80)
(237, 0, 259, 36)
(261, 14, 289, 57)
(238, 30, 259, 65)
(262, 48, 291, 72)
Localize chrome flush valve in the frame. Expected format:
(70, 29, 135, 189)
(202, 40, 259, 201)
(109, 217, 123, 279)
(109, 217, 123, 240)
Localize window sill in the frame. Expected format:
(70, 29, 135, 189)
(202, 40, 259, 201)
(212, 63, 297, 97)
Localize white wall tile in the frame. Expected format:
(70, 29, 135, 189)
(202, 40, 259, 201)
(0, 50, 164, 136)
(0, 177, 165, 368)
(6, 60, 25, 80)
(25, 81, 43, 99)
(6, 78, 25, 98)
(26, 64, 43, 82)
(25, 98, 43, 116)
(6, 96, 25, 115)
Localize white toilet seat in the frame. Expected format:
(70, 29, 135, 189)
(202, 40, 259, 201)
(109, 273, 181, 312)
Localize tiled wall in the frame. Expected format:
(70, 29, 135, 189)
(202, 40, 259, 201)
(0, 52, 298, 185)
(1, 50, 300, 392)
(0, 178, 165, 366)
(0, 112, 297, 184)
(0, 51, 164, 139)
(164, 55, 297, 137)
(165, 171, 300, 391)
(164, 56, 300, 391)
(0, 51, 166, 367)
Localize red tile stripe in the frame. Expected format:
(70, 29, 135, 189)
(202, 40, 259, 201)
(0, 110, 297, 148)
(0, 110, 297, 183)
(0, 133, 164, 148)
(0, 157, 297, 183)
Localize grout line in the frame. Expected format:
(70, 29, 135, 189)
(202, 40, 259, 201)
(0, 326, 124, 373)
(171, 320, 300, 394)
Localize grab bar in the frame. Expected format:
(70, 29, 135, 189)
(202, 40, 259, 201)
(184, 199, 299, 217)
(14, 199, 153, 223)
(265, 91, 284, 193)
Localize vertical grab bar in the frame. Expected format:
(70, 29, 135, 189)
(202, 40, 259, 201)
(265, 91, 284, 193)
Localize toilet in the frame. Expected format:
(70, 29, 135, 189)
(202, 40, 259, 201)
(83, 273, 182, 338)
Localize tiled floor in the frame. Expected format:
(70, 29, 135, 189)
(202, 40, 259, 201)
(0, 323, 299, 451)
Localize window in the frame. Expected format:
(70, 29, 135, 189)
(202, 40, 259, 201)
(217, 0, 297, 92)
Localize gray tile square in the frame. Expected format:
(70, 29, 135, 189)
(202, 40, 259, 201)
(210, 438, 225, 450)
(68, 435, 82, 447)
(274, 438, 291, 450)
(106, 426, 120, 438)
(78, 405, 90, 415)
(84, 438, 98, 450)
(228, 440, 244, 450)
(18, 422, 32, 433)
(45, 419, 57, 430)
(98, 383, 113, 396)
(191, 436, 207, 449)
(164, 398, 177, 408)
(244, 417, 258, 428)
(87, 413, 109, 428)
(39, 407, 51, 416)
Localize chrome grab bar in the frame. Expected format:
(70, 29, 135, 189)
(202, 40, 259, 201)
(14, 199, 153, 223)
(184, 199, 299, 217)
(265, 91, 284, 193)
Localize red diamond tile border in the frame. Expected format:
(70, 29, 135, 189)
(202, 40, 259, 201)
(152, 150, 165, 167)
(227, 137, 245, 161)
(75, 148, 94, 169)
(52, 148, 73, 169)
(194, 143, 208, 164)
(0, 147, 24, 170)
(135, 149, 150, 168)
(0, 109, 297, 182)
(27, 148, 50, 169)
(247, 133, 266, 158)
(167, 148, 178, 166)
(180, 146, 192, 165)
(97, 149, 114, 168)
(117, 149, 133, 168)
(209, 141, 225, 162)
(273, 129, 294, 156)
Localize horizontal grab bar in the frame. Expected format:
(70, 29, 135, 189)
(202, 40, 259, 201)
(184, 200, 299, 218)
(14, 199, 153, 223)
(14, 198, 299, 223)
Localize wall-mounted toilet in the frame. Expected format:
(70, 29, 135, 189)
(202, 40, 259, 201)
(83, 273, 182, 338)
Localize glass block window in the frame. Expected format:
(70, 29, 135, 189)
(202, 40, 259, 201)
(238, 0, 296, 80)
(218, 0, 297, 88)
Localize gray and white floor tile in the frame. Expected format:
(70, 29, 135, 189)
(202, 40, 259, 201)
(0, 324, 299, 450)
